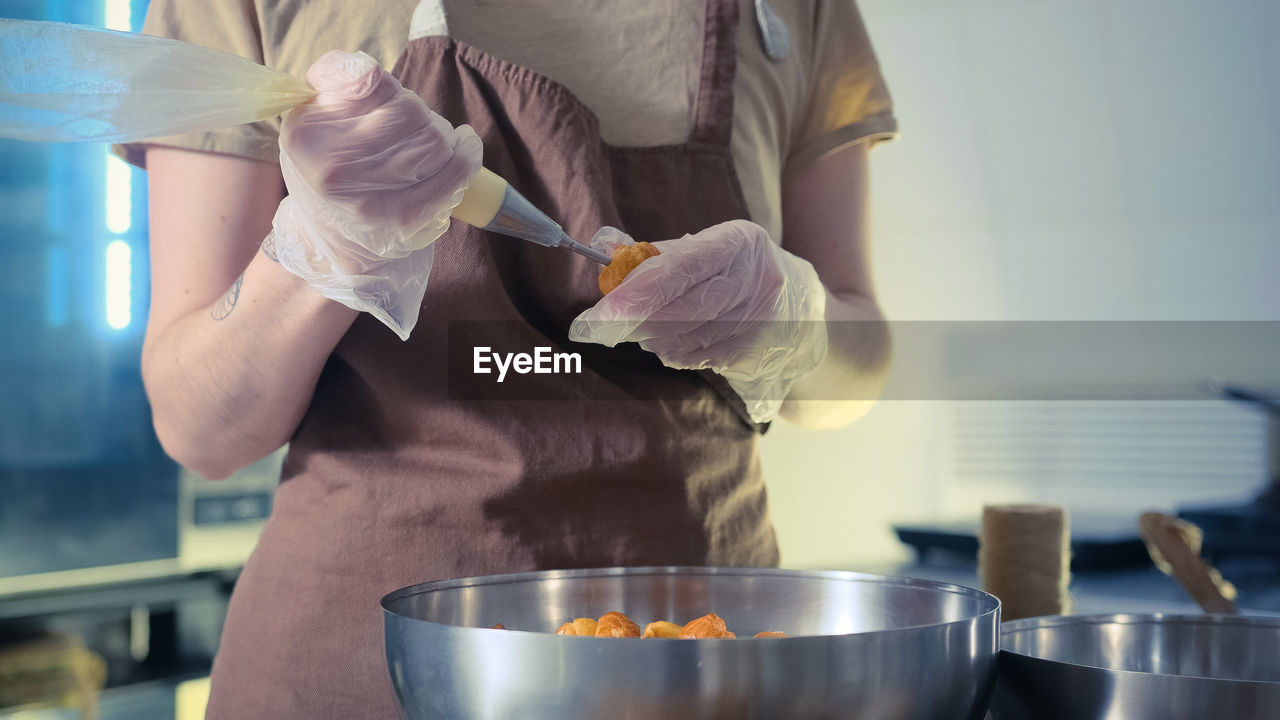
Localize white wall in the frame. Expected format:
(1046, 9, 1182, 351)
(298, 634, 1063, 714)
(764, 0, 1280, 569)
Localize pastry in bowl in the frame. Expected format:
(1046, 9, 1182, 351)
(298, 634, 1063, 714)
(542, 611, 787, 639)
(555, 618, 599, 637)
(679, 613, 736, 639)
(594, 611, 642, 638)
(642, 621, 683, 639)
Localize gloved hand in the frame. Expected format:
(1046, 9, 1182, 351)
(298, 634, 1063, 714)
(569, 220, 828, 424)
(271, 50, 483, 339)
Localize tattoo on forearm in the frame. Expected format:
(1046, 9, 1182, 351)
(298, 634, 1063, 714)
(211, 274, 244, 321)
(261, 233, 279, 262)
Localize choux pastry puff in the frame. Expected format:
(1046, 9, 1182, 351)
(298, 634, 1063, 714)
(598, 242, 660, 294)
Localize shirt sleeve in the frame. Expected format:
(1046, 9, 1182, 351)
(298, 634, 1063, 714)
(785, 0, 897, 174)
(112, 0, 281, 169)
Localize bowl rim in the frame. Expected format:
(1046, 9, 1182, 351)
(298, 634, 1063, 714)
(380, 565, 1001, 640)
(1000, 612, 1280, 686)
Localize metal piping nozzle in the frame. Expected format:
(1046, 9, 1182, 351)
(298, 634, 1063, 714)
(481, 184, 612, 265)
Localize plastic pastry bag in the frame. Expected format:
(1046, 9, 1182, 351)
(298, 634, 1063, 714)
(0, 19, 315, 144)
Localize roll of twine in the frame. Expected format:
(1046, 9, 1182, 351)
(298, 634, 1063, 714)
(978, 504, 1071, 621)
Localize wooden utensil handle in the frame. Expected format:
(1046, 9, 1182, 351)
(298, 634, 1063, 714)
(1138, 512, 1237, 614)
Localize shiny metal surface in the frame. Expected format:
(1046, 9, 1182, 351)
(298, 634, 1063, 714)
(382, 566, 1000, 720)
(482, 184, 612, 264)
(557, 230, 614, 265)
(991, 613, 1280, 720)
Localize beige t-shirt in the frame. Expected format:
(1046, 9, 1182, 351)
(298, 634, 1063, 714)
(119, 0, 896, 243)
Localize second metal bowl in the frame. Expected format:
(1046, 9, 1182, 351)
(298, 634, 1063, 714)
(382, 566, 1000, 720)
(991, 613, 1280, 720)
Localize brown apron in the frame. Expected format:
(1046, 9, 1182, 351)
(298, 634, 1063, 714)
(206, 1, 776, 717)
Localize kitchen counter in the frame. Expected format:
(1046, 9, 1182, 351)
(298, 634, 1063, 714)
(0, 676, 208, 720)
(6, 560, 1276, 720)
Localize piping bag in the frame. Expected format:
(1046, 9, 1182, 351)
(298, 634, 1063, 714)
(0, 19, 609, 265)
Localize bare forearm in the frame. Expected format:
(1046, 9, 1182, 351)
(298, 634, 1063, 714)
(142, 242, 358, 479)
(779, 290, 891, 429)
(775, 140, 888, 429)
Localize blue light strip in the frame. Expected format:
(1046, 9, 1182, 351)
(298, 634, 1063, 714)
(102, 0, 135, 329)
(105, 240, 132, 329)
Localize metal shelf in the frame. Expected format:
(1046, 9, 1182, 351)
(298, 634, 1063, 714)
(0, 570, 235, 622)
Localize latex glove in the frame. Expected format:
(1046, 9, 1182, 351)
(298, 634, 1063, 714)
(272, 50, 483, 339)
(569, 220, 828, 424)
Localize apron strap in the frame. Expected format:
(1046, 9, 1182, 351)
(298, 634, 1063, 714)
(410, 0, 739, 148)
(690, 0, 741, 148)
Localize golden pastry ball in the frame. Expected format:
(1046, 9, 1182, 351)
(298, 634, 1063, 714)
(641, 621, 683, 639)
(594, 611, 641, 638)
(598, 242, 660, 294)
(679, 613, 736, 639)
(554, 617, 599, 637)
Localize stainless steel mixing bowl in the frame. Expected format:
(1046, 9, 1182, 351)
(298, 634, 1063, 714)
(382, 566, 1000, 720)
(990, 613, 1280, 720)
